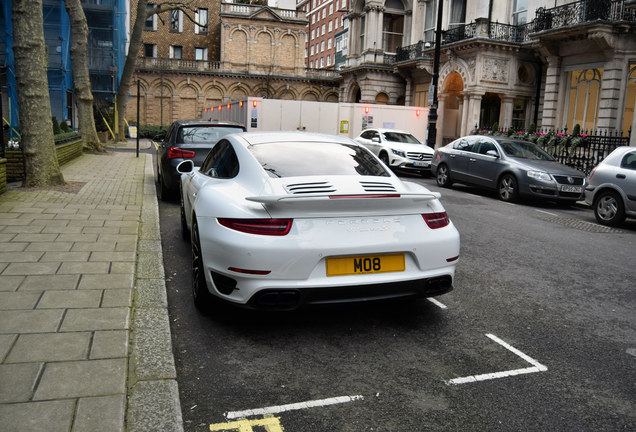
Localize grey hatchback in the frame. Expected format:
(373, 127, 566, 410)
(155, 119, 245, 200)
(585, 146, 636, 226)
(432, 135, 586, 202)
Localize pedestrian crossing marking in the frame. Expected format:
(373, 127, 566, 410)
(209, 415, 283, 432)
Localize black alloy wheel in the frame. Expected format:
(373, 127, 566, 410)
(379, 152, 390, 166)
(191, 217, 214, 310)
(179, 188, 190, 241)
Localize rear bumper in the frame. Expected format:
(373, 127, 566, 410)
(239, 275, 454, 310)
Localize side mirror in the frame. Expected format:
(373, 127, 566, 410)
(486, 150, 499, 158)
(176, 160, 194, 173)
(372, 137, 380, 143)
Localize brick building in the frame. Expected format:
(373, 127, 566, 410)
(128, 0, 339, 126)
(298, 0, 349, 69)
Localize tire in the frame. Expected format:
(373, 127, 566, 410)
(436, 164, 452, 188)
(191, 217, 215, 311)
(179, 188, 190, 242)
(379, 152, 390, 166)
(498, 174, 519, 202)
(594, 190, 626, 227)
(159, 173, 173, 201)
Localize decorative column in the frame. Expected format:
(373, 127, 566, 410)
(468, 93, 483, 132)
(500, 96, 514, 129)
(542, 55, 561, 130)
(461, 92, 470, 135)
(435, 94, 447, 148)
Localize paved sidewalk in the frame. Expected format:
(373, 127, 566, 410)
(0, 141, 183, 431)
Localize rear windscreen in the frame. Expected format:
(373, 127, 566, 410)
(177, 126, 244, 144)
(249, 142, 390, 178)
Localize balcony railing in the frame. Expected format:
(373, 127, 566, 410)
(137, 57, 222, 71)
(395, 0, 635, 63)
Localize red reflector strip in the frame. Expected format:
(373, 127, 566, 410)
(446, 255, 459, 262)
(422, 212, 450, 229)
(167, 147, 196, 159)
(218, 218, 292, 236)
(329, 194, 401, 199)
(228, 267, 271, 275)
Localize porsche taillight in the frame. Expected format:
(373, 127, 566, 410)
(218, 218, 293, 236)
(168, 147, 196, 159)
(422, 212, 450, 229)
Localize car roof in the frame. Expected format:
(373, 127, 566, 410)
(173, 119, 245, 128)
(230, 131, 358, 146)
(364, 128, 412, 134)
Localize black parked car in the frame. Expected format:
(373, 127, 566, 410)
(155, 119, 245, 200)
(431, 135, 586, 203)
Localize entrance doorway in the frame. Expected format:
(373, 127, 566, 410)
(480, 93, 501, 130)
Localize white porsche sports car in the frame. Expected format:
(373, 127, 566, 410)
(177, 131, 460, 311)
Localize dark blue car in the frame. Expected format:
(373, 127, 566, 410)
(155, 119, 245, 200)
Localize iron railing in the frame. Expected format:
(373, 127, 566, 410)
(396, 0, 635, 62)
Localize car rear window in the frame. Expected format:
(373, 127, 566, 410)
(249, 142, 390, 178)
(176, 126, 244, 144)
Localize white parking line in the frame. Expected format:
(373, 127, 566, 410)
(427, 297, 448, 309)
(447, 333, 547, 385)
(225, 395, 364, 420)
(535, 209, 559, 217)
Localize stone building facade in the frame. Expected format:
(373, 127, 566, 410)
(340, 0, 636, 147)
(128, 1, 339, 127)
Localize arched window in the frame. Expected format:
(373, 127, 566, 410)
(566, 69, 602, 132)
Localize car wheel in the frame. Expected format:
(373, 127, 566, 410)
(436, 164, 452, 188)
(498, 174, 519, 202)
(379, 152, 390, 166)
(594, 190, 626, 227)
(179, 188, 190, 242)
(191, 217, 215, 310)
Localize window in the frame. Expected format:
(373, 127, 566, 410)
(512, 0, 527, 25)
(143, 43, 156, 58)
(320, 57, 324, 67)
(328, 38, 332, 49)
(329, 5, 333, 14)
(449, 0, 466, 28)
(201, 141, 240, 179)
(312, 15, 315, 24)
(145, 4, 157, 30)
(620, 152, 636, 170)
(327, 55, 331, 66)
(195, 47, 208, 61)
(322, 24, 325, 35)
(169, 45, 183, 59)
(195, 8, 208, 34)
(360, 15, 365, 52)
(311, 29, 315, 39)
(328, 20, 333, 32)
(170, 10, 183, 32)
(322, 9, 326, 19)
(310, 60, 314, 68)
(321, 41, 325, 52)
(311, 45, 315, 55)
(566, 69, 602, 132)
(383, 14, 403, 53)
(424, 0, 436, 42)
(342, 0, 347, 8)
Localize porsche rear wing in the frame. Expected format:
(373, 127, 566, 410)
(246, 192, 442, 217)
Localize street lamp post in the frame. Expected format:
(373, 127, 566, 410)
(427, 0, 444, 148)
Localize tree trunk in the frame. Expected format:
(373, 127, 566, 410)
(12, 0, 65, 187)
(65, 0, 104, 152)
(116, 0, 148, 142)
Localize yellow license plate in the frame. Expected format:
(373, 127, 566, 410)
(326, 254, 405, 276)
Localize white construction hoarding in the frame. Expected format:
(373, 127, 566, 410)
(202, 97, 430, 144)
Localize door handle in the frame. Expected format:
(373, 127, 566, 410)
(616, 174, 626, 179)
(450, 155, 455, 158)
(469, 158, 476, 162)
